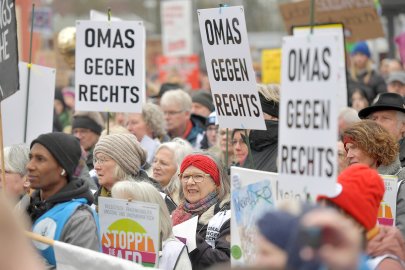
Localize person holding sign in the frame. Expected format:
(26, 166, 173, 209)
(172, 153, 231, 269)
(25, 132, 100, 268)
(112, 181, 192, 269)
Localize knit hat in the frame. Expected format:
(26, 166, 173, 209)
(93, 133, 146, 177)
(72, 112, 104, 135)
(351, 41, 371, 58)
(30, 132, 82, 180)
(259, 92, 279, 117)
(317, 164, 385, 231)
(192, 90, 215, 112)
(180, 154, 220, 186)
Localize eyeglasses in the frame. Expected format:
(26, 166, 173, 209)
(178, 173, 210, 183)
(93, 156, 112, 166)
(164, 110, 184, 116)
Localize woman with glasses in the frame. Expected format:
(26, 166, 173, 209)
(172, 152, 231, 269)
(231, 129, 249, 167)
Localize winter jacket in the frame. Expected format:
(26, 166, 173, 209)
(189, 195, 231, 270)
(243, 120, 278, 172)
(378, 158, 405, 239)
(348, 69, 386, 103)
(185, 115, 206, 149)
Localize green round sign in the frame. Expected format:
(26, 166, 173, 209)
(231, 245, 242, 259)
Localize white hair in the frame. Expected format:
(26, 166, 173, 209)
(4, 144, 29, 176)
(339, 107, 360, 123)
(160, 89, 192, 112)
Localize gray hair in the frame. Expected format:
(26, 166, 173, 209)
(111, 180, 173, 241)
(339, 107, 360, 124)
(160, 89, 192, 112)
(4, 144, 30, 176)
(142, 102, 167, 140)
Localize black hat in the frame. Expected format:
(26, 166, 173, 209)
(156, 83, 182, 98)
(30, 132, 82, 180)
(192, 90, 215, 112)
(358, 92, 405, 119)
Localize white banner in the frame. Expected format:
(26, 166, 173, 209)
(3, 62, 55, 146)
(278, 34, 342, 198)
(197, 6, 265, 130)
(378, 175, 398, 227)
(161, 0, 193, 56)
(75, 20, 145, 113)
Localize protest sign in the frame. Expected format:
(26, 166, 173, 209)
(378, 175, 398, 227)
(157, 54, 200, 89)
(0, 0, 19, 101)
(161, 0, 193, 56)
(197, 6, 265, 130)
(75, 20, 145, 113)
(261, 48, 281, 84)
(293, 23, 347, 110)
(278, 34, 342, 198)
(3, 62, 55, 146)
(395, 32, 405, 66)
(172, 215, 198, 252)
(99, 197, 160, 268)
(33, 7, 53, 36)
(279, 0, 384, 42)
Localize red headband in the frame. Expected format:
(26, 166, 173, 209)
(342, 136, 355, 150)
(180, 154, 220, 186)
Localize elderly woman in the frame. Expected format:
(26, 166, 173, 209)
(0, 144, 30, 201)
(342, 120, 405, 238)
(112, 181, 191, 270)
(172, 153, 231, 269)
(126, 102, 169, 163)
(152, 138, 193, 211)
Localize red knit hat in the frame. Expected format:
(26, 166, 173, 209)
(317, 164, 385, 231)
(180, 154, 220, 186)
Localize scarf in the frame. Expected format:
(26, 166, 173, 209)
(172, 191, 219, 226)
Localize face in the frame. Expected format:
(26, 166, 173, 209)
(232, 131, 248, 164)
(114, 113, 127, 127)
(218, 128, 233, 154)
(255, 234, 287, 270)
(26, 144, 65, 197)
(162, 103, 190, 135)
(191, 103, 211, 118)
(345, 142, 377, 168)
(181, 166, 217, 204)
(54, 100, 64, 115)
(63, 95, 75, 109)
(152, 148, 177, 188)
(94, 153, 119, 191)
(368, 110, 405, 141)
(337, 141, 348, 174)
(126, 113, 150, 141)
(206, 125, 218, 147)
(351, 91, 369, 112)
(0, 170, 28, 198)
(388, 81, 405, 97)
(73, 128, 100, 151)
(352, 53, 368, 69)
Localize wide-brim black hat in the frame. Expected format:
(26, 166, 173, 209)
(358, 93, 405, 119)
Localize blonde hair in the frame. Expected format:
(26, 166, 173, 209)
(257, 84, 280, 103)
(100, 125, 130, 136)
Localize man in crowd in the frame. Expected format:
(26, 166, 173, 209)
(386, 71, 405, 97)
(191, 90, 215, 118)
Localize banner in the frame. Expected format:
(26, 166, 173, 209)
(75, 20, 145, 112)
(279, 0, 384, 42)
(98, 197, 160, 268)
(261, 49, 281, 84)
(378, 175, 398, 227)
(197, 6, 265, 130)
(161, 0, 193, 56)
(3, 62, 55, 146)
(0, 0, 19, 101)
(157, 54, 200, 89)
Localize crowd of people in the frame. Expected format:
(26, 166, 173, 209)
(2, 40, 405, 270)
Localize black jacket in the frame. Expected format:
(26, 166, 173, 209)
(399, 138, 405, 167)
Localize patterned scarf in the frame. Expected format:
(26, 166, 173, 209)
(172, 191, 219, 226)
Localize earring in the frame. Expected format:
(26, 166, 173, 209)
(61, 169, 66, 176)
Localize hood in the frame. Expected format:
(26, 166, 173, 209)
(249, 120, 278, 151)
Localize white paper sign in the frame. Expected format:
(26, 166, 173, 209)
(172, 215, 198, 252)
(161, 0, 193, 56)
(378, 175, 398, 227)
(3, 62, 55, 146)
(98, 197, 160, 267)
(278, 34, 341, 198)
(75, 20, 145, 113)
(197, 6, 265, 130)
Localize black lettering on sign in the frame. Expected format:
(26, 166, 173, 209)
(84, 28, 136, 49)
(213, 93, 261, 118)
(76, 84, 140, 104)
(211, 58, 248, 81)
(285, 99, 330, 129)
(83, 58, 135, 76)
(204, 18, 242, 45)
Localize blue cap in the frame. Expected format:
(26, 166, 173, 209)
(351, 41, 371, 58)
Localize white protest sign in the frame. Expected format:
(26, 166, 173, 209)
(3, 62, 55, 146)
(75, 20, 145, 113)
(293, 24, 347, 111)
(278, 34, 341, 198)
(197, 6, 265, 130)
(172, 215, 198, 252)
(378, 175, 398, 227)
(161, 0, 193, 56)
(98, 197, 160, 268)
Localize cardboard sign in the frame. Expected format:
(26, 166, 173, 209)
(3, 62, 55, 146)
(278, 34, 342, 198)
(157, 54, 200, 89)
(279, 0, 384, 42)
(197, 6, 265, 130)
(75, 20, 145, 113)
(261, 49, 281, 84)
(0, 0, 19, 101)
(378, 175, 398, 227)
(98, 197, 160, 268)
(161, 0, 193, 56)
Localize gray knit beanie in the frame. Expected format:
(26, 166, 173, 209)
(93, 133, 146, 176)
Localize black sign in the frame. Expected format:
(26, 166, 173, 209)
(0, 0, 19, 101)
